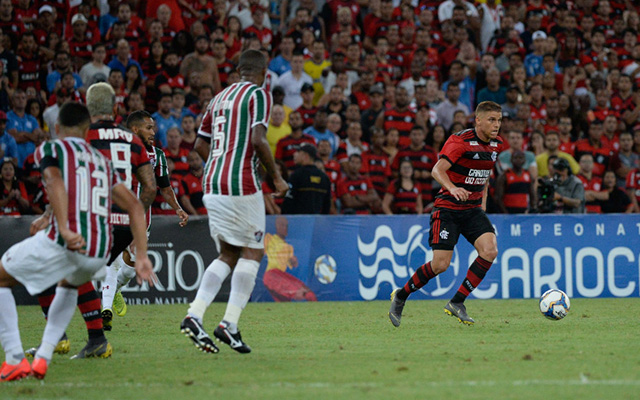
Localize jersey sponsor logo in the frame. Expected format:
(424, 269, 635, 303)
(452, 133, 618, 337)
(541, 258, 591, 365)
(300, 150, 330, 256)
(470, 141, 478, 146)
(110, 213, 130, 225)
(465, 169, 490, 185)
(490, 141, 499, 147)
(98, 128, 134, 142)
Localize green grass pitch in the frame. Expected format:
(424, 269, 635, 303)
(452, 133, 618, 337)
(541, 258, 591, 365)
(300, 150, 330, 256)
(1, 298, 639, 400)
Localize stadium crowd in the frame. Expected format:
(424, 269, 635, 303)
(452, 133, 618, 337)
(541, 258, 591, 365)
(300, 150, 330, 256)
(0, 0, 640, 217)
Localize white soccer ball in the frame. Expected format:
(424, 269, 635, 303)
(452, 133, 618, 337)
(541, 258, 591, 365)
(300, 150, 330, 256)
(314, 255, 337, 284)
(539, 289, 571, 320)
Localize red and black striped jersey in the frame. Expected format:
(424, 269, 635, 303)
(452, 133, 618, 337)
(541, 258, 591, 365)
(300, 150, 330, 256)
(626, 168, 640, 204)
(275, 133, 316, 171)
(337, 175, 375, 214)
(386, 180, 421, 214)
(435, 129, 504, 210)
(17, 51, 41, 91)
(503, 169, 531, 213)
(578, 173, 603, 213)
(296, 105, 318, 129)
(164, 147, 190, 176)
(392, 145, 437, 203)
(180, 172, 206, 214)
(362, 150, 391, 196)
(87, 120, 150, 225)
(573, 139, 613, 177)
(382, 108, 416, 148)
(610, 92, 636, 115)
(217, 58, 236, 88)
(323, 159, 341, 199)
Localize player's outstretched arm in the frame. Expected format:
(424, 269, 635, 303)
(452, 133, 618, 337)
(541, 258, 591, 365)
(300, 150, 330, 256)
(43, 166, 86, 252)
(135, 163, 156, 210)
(112, 183, 157, 286)
(252, 124, 288, 197)
(159, 186, 188, 226)
(432, 158, 471, 202)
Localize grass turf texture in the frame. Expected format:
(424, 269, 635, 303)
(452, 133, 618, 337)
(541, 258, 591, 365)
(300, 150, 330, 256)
(1, 299, 639, 400)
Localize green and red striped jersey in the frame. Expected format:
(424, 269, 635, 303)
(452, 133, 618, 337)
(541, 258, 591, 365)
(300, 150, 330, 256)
(35, 137, 120, 258)
(198, 81, 272, 196)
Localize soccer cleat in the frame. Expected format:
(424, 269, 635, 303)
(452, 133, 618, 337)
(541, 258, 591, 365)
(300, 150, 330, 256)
(70, 340, 113, 359)
(31, 358, 48, 380)
(444, 301, 475, 325)
(102, 309, 113, 331)
(213, 321, 251, 354)
(0, 359, 31, 382)
(180, 316, 219, 354)
(25, 333, 70, 357)
(113, 292, 127, 317)
(388, 289, 405, 327)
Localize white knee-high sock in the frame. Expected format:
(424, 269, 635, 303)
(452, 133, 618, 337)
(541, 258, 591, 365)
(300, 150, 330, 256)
(223, 258, 259, 331)
(187, 259, 231, 322)
(0, 288, 24, 364)
(36, 287, 77, 363)
(116, 264, 136, 291)
(101, 262, 118, 310)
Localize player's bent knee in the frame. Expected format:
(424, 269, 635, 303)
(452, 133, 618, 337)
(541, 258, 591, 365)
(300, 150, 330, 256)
(479, 247, 498, 262)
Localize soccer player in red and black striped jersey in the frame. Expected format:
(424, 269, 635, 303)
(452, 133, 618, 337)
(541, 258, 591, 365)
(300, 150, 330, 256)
(0, 102, 155, 381)
(390, 101, 504, 327)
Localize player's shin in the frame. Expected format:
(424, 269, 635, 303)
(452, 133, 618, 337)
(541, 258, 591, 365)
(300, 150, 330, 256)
(36, 287, 78, 363)
(77, 282, 105, 342)
(222, 258, 259, 332)
(0, 288, 25, 365)
(396, 261, 437, 301)
(187, 259, 231, 322)
(116, 264, 136, 291)
(101, 263, 118, 310)
(451, 256, 493, 304)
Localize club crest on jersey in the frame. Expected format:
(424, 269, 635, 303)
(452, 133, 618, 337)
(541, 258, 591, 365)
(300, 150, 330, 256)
(255, 230, 264, 242)
(491, 151, 497, 162)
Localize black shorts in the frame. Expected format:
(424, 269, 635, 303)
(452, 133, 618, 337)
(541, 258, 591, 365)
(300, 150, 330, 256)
(428, 207, 495, 251)
(108, 226, 133, 265)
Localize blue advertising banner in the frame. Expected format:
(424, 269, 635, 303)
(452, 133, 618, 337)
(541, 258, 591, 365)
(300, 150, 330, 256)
(253, 214, 640, 302)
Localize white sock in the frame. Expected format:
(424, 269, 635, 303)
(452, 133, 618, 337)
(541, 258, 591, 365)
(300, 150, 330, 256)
(116, 264, 136, 291)
(222, 258, 259, 329)
(0, 288, 24, 364)
(187, 259, 231, 322)
(36, 287, 77, 363)
(101, 264, 118, 310)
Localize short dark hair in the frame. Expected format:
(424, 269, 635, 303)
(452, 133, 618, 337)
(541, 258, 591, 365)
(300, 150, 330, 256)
(127, 110, 153, 129)
(475, 101, 502, 114)
(238, 49, 267, 75)
(58, 102, 90, 129)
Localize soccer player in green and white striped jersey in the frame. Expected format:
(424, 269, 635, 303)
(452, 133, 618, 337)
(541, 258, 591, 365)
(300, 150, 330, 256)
(0, 103, 156, 381)
(101, 110, 189, 330)
(181, 50, 288, 354)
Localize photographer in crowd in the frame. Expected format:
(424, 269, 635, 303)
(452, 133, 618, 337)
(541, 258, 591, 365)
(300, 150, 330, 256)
(537, 158, 585, 214)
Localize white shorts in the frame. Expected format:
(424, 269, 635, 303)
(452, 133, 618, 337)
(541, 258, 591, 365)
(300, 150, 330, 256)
(1, 230, 108, 295)
(203, 192, 266, 251)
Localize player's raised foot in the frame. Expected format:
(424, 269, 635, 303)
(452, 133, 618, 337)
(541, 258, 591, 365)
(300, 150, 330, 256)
(102, 309, 113, 331)
(388, 289, 405, 327)
(213, 321, 251, 354)
(31, 358, 48, 380)
(113, 292, 127, 317)
(444, 301, 475, 325)
(180, 316, 219, 354)
(25, 333, 70, 358)
(0, 359, 31, 382)
(70, 340, 113, 359)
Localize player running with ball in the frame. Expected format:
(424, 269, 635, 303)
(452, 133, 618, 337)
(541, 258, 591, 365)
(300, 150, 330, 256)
(389, 101, 504, 326)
